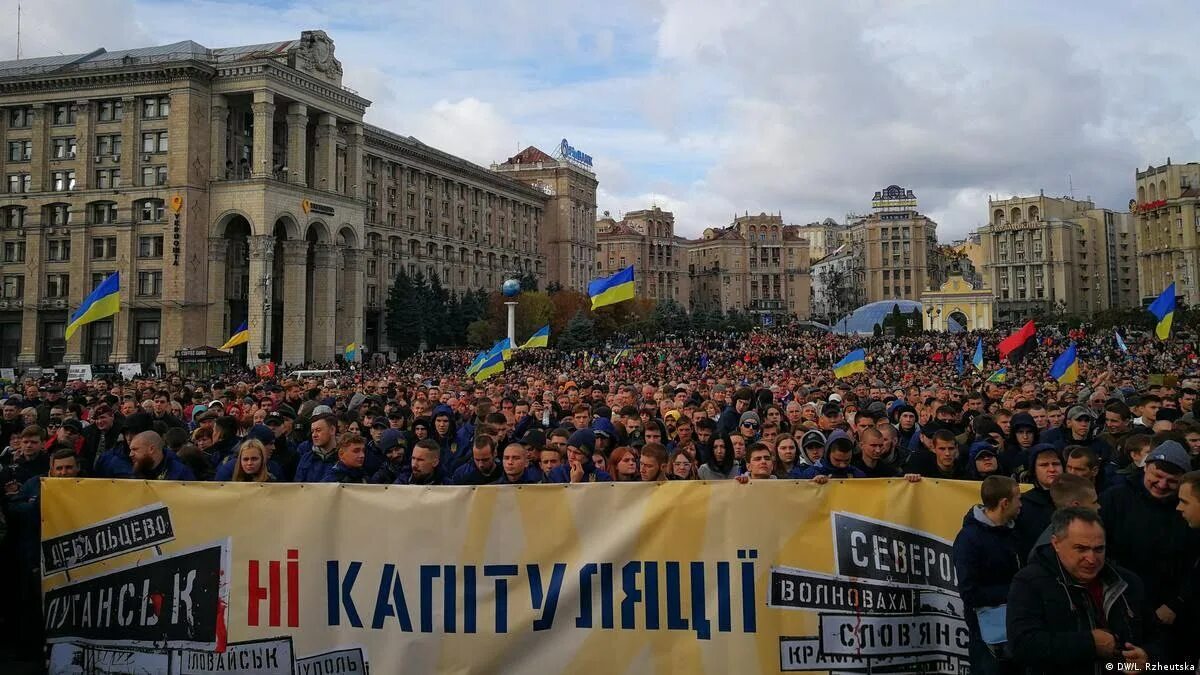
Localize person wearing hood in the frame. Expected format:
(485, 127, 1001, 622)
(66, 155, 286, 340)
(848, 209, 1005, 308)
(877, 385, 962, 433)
(1007, 507, 1151, 674)
(451, 435, 506, 485)
(952, 475, 1022, 675)
(294, 414, 339, 482)
(323, 433, 369, 484)
(369, 430, 409, 484)
(431, 406, 465, 473)
(1012, 444, 1062, 558)
(592, 417, 618, 459)
(1099, 440, 1200, 662)
(716, 387, 754, 438)
(797, 430, 827, 468)
(968, 441, 1005, 481)
(791, 431, 866, 481)
(890, 403, 921, 459)
(408, 416, 432, 448)
(395, 439, 449, 485)
(546, 429, 612, 483)
(1000, 412, 1038, 477)
(214, 424, 284, 481)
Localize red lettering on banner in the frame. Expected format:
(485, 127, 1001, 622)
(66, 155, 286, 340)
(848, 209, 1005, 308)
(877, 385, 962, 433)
(247, 550, 300, 628)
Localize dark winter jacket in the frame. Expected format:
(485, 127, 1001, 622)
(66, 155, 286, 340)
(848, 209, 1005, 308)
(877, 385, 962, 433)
(1012, 484, 1054, 559)
(294, 444, 338, 483)
(1007, 541, 1150, 675)
(546, 457, 612, 483)
(952, 505, 1022, 634)
(395, 465, 450, 486)
(493, 468, 544, 485)
(1100, 476, 1200, 612)
(790, 461, 866, 480)
(323, 461, 369, 484)
(451, 461, 505, 486)
(135, 451, 196, 481)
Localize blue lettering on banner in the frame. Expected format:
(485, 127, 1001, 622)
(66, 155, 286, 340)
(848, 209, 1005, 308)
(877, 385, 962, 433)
(323, 551, 759, 638)
(559, 139, 593, 167)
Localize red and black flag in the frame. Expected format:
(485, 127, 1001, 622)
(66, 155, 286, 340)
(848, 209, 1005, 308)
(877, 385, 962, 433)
(999, 320, 1037, 364)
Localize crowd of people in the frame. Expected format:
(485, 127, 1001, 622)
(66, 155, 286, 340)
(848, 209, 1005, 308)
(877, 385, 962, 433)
(1, 324, 1199, 672)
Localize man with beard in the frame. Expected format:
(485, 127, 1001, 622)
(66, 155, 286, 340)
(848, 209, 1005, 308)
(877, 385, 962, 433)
(128, 431, 194, 480)
(396, 439, 449, 485)
(452, 435, 505, 485)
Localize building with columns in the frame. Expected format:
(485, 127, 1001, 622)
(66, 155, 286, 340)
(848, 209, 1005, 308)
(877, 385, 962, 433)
(594, 205, 688, 304)
(0, 31, 556, 369)
(685, 212, 812, 320)
(978, 193, 1138, 323)
(1134, 160, 1198, 307)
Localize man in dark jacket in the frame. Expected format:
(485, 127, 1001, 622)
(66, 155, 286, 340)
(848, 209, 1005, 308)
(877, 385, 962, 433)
(1000, 412, 1039, 477)
(494, 442, 543, 485)
(80, 404, 122, 474)
(396, 439, 449, 486)
(129, 431, 195, 481)
(546, 429, 612, 483)
(451, 435, 505, 485)
(1012, 444, 1061, 558)
(953, 476, 1022, 675)
(323, 433, 369, 484)
(1100, 440, 1200, 662)
(294, 414, 339, 482)
(793, 431, 866, 480)
(369, 430, 408, 484)
(1007, 507, 1150, 673)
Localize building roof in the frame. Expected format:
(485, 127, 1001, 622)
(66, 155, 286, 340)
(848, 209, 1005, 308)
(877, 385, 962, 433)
(597, 223, 642, 238)
(504, 146, 557, 165)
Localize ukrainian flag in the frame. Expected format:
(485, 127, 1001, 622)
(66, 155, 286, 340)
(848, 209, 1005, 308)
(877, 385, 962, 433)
(465, 350, 487, 376)
(833, 348, 866, 379)
(344, 342, 358, 362)
(1049, 342, 1080, 384)
(474, 349, 505, 382)
(520, 325, 550, 349)
(495, 337, 513, 361)
(65, 273, 120, 341)
(972, 338, 984, 372)
(588, 265, 636, 310)
(220, 321, 249, 350)
(987, 367, 1007, 383)
(1148, 283, 1176, 340)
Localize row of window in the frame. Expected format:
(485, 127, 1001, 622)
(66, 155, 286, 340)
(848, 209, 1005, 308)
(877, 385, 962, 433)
(5, 97, 170, 129)
(0, 235, 164, 264)
(1, 200, 167, 228)
(1, 271, 162, 298)
(6, 135, 124, 162)
(0, 318, 161, 369)
(5, 165, 166, 193)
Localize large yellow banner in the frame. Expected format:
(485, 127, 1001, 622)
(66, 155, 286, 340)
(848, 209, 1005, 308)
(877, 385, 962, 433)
(40, 478, 980, 674)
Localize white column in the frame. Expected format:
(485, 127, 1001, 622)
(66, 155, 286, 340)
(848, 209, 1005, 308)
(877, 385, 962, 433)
(246, 235, 275, 366)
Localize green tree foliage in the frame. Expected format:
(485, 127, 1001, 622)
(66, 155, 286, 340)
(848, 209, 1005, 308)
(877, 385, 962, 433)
(557, 311, 596, 351)
(384, 268, 422, 357)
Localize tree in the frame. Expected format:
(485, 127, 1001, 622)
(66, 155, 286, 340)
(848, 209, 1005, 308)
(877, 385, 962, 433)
(466, 320, 493, 348)
(425, 271, 450, 349)
(518, 271, 539, 292)
(384, 269, 423, 357)
(557, 311, 595, 351)
(546, 281, 563, 294)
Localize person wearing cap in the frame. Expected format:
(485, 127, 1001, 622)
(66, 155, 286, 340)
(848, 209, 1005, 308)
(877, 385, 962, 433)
(967, 441, 1004, 481)
(262, 407, 299, 481)
(546, 428, 612, 483)
(1100, 440, 1200, 661)
(792, 431, 866, 482)
(369, 430, 409, 484)
(736, 411, 761, 444)
(717, 387, 755, 438)
(1013, 444, 1064, 559)
(1044, 405, 1113, 468)
(80, 404, 121, 475)
(796, 429, 827, 468)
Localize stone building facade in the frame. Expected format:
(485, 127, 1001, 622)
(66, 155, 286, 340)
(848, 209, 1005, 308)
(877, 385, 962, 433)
(492, 144, 598, 294)
(1134, 160, 1199, 306)
(979, 194, 1138, 322)
(686, 213, 811, 319)
(848, 186, 939, 305)
(595, 205, 687, 304)
(0, 31, 559, 368)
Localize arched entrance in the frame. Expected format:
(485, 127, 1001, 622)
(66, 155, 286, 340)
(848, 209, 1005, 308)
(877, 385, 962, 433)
(947, 310, 969, 333)
(220, 215, 251, 360)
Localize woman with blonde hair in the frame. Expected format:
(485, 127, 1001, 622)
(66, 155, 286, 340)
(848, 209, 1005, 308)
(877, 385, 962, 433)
(232, 439, 274, 482)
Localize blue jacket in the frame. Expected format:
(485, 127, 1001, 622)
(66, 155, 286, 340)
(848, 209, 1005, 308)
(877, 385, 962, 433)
(546, 460, 612, 483)
(394, 465, 450, 486)
(451, 461, 505, 486)
(7, 476, 43, 570)
(294, 446, 338, 483)
(94, 442, 133, 478)
(323, 461, 369, 484)
(790, 462, 866, 479)
(951, 505, 1021, 634)
(494, 468, 544, 485)
(136, 451, 196, 481)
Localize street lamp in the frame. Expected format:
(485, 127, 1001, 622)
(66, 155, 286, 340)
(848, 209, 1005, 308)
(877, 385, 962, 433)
(926, 307, 941, 331)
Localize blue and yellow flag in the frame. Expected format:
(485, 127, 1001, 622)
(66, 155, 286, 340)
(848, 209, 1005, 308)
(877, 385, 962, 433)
(588, 265, 635, 310)
(1115, 330, 1129, 354)
(520, 325, 550, 349)
(1049, 342, 1079, 384)
(220, 321, 249, 350)
(494, 337, 513, 361)
(972, 338, 984, 372)
(465, 350, 487, 376)
(1148, 283, 1176, 341)
(344, 343, 358, 362)
(474, 349, 505, 382)
(833, 349, 866, 379)
(987, 367, 1008, 383)
(65, 273, 120, 341)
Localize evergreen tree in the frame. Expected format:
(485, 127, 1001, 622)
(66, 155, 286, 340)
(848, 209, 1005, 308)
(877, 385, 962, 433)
(426, 272, 450, 348)
(385, 268, 422, 357)
(518, 271, 539, 292)
(557, 310, 595, 351)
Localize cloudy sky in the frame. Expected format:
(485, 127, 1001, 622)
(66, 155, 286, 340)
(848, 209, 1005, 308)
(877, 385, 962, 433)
(3, 0, 1197, 239)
